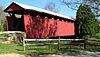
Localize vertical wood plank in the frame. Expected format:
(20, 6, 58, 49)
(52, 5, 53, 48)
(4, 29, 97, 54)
(23, 38, 25, 51)
(58, 37, 60, 50)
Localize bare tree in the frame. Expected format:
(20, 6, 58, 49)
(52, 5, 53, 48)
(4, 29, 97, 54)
(0, 5, 6, 31)
(44, 2, 60, 13)
(0, 6, 5, 21)
(63, 0, 100, 18)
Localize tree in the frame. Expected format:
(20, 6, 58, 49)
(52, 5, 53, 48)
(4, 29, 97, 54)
(44, 2, 59, 13)
(63, 0, 100, 19)
(0, 5, 6, 31)
(76, 5, 99, 38)
(85, 0, 100, 18)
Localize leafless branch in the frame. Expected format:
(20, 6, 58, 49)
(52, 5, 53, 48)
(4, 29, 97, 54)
(44, 2, 60, 13)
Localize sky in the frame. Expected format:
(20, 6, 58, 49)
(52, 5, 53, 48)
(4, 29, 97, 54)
(0, 0, 77, 19)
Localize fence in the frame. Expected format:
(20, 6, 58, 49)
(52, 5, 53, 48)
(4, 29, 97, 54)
(22, 37, 84, 51)
(87, 39, 100, 48)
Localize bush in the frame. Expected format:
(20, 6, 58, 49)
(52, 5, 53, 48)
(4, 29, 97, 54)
(0, 20, 6, 31)
(95, 33, 100, 39)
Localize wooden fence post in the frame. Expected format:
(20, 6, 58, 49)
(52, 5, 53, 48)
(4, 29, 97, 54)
(84, 37, 87, 49)
(58, 37, 60, 50)
(23, 38, 25, 51)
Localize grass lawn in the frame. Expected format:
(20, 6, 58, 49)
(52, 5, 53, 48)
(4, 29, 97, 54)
(0, 42, 100, 55)
(0, 43, 24, 54)
(0, 43, 59, 54)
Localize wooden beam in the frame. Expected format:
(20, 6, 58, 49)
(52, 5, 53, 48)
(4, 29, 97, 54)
(58, 37, 60, 50)
(24, 39, 84, 41)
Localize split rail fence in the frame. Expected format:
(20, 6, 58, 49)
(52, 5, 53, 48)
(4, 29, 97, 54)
(22, 37, 84, 51)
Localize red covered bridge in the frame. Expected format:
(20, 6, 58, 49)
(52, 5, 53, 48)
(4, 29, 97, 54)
(4, 2, 79, 39)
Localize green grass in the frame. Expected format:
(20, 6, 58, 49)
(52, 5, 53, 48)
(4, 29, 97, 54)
(84, 45, 100, 52)
(0, 43, 59, 54)
(0, 44, 24, 54)
(0, 43, 100, 55)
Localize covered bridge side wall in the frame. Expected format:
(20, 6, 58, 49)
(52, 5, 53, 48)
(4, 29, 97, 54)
(24, 15, 75, 38)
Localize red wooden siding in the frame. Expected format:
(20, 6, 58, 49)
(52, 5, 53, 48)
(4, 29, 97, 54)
(24, 15, 75, 38)
(56, 20, 74, 36)
(6, 16, 9, 31)
(4, 3, 23, 12)
(6, 16, 15, 31)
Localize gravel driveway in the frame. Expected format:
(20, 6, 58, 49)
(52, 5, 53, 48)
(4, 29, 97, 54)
(0, 51, 100, 57)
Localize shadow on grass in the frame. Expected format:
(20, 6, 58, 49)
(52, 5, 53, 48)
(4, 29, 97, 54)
(16, 48, 23, 51)
(14, 43, 100, 56)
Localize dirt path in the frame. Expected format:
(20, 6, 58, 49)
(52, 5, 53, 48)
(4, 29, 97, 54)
(0, 53, 28, 57)
(0, 51, 100, 57)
